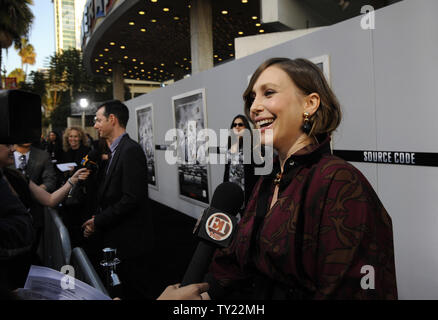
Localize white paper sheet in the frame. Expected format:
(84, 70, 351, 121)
(56, 162, 77, 172)
(18, 265, 111, 300)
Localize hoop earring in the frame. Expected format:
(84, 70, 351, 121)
(302, 112, 312, 134)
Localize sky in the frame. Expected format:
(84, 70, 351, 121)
(3, 0, 55, 75)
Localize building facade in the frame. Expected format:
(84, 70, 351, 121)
(53, 0, 86, 52)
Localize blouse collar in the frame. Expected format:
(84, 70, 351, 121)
(268, 134, 332, 187)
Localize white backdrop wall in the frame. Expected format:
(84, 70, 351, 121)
(124, 0, 438, 299)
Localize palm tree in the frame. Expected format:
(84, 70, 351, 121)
(16, 37, 36, 77)
(45, 48, 114, 128)
(8, 67, 25, 84)
(0, 0, 34, 85)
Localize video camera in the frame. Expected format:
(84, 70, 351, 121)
(0, 90, 42, 144)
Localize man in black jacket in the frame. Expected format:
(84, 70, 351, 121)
(82, 100, 154, 299)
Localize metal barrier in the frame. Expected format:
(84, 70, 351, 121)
(71, 247, 109, 296)
(42, 207, 71, 271)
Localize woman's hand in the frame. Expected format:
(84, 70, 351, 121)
(157, 283, 210, 300)
(70, 168, 90, 184)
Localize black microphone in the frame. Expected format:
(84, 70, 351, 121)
(67, 149, 101, 201)
(181, 182, 244, 286)
(80, 148, 100, 172)
(71, 149, 100, 188)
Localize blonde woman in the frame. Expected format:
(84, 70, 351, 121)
(62, 127, 91, 166)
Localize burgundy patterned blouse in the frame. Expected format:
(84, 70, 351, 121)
(207, 136, 397, 299)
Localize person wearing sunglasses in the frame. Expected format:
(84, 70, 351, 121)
(223, 115, 258, 208)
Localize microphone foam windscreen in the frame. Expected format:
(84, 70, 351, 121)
(210, 182, 244, 217)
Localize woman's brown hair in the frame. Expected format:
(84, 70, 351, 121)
(243, 57, 342, 137)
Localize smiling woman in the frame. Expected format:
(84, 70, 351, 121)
(205, 57, 398, 300)
(244, 58, 341, 160)
(62, 127, 91, 166)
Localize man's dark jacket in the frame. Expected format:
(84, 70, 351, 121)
(9, 146, 57, 229)
(22, 146, 57, 192)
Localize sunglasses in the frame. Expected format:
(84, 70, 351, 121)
(232, 123, 245, 128)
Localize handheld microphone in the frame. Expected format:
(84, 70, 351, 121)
(72, 149, 100, 188)
(181, 182, 244, 286)
(80, 149, 100, 172)
(67, 149, 101, 201)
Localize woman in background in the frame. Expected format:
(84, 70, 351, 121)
(60, 127, 91, 248)
(46, 130, 63, 163)
(223, 114, 258, 208)
(62, 127, 91, 166)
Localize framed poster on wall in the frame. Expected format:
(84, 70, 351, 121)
(136, 104, 158, 189)
(309, 54, 331, 84)
(172, 88, 210, 206)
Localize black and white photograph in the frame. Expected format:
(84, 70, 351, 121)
(136, 104, 157, 188)
(172, 89, 210, 205)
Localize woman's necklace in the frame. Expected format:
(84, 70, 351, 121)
(273, 138, 317, 186)
(273, 172, 283, 185)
